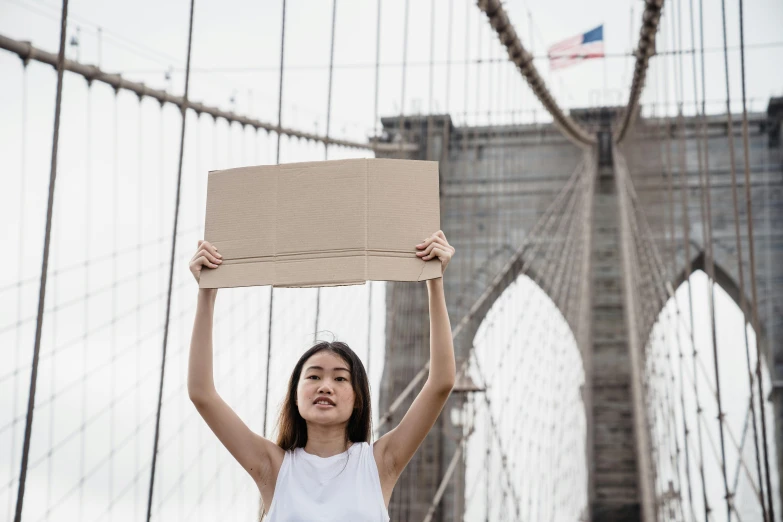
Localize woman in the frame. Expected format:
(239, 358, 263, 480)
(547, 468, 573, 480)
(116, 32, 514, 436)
(187, 230, 456, 521)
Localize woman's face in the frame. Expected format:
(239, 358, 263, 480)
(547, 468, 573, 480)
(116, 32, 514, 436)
(296, 350, 356, 427)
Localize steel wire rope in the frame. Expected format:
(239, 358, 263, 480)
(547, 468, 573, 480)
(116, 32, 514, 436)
(730, 398, 758, 504)
(457, 0, 472, 322)
(13, 1, 69, 519)
(79, 79, 94, 522)
(656, 89, 697, 513)
(6, 59, 28, 522)
(262, 0, 286, 440)
(664, 3, 711, 516)
(135, 93, 145, 521)
(145, 0, 196, 518)
(690, 0, 769, 515)
(684, 16, 734, 504)
(313, 0, 339, 342)
(736, 0, 776, 515)
(677, 1, 736, 516)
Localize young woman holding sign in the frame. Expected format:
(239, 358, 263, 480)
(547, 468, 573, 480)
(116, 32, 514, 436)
(187, 230, 456, 521)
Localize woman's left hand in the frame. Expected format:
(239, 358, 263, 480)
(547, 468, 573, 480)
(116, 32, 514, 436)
(416, 230, 455, 273)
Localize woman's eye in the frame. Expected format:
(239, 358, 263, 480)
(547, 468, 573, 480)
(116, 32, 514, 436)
(308, 375, 319, 380)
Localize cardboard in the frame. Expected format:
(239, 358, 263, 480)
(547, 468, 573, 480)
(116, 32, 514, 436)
(199, 158, 442, 289)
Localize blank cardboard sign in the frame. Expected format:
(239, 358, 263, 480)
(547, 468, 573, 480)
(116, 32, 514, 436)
(198, 158, 442, 289)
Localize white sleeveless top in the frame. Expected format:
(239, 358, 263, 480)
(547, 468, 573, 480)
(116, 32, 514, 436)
(265, 442, 390, 522)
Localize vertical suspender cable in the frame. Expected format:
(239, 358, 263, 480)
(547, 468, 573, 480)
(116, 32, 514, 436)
(10, 60, 27, 522)
(264, 0, 286, 438)
(668, 4, 710, 516)
(696, 0, 769, 517)
(14, 1, 69, 520)
(147, 0, 196, 520)
(425, 0, 435, 160)
(659, 18, 696, 518)
(687, 0, 734, 516)
(398, 0, 410, 154)
(314, 0, 338, 342)
(367, 0, 381, 380)
(737, 0, 775, 517)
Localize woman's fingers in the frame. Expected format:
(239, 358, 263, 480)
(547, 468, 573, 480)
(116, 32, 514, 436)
(417, 237, 452, 257)
(416, 241, 438, 258)
(193, 255, 219, 270)
(190, 241, 222, 283)
(191, 241, 222, 262)
(417, 233, 448, 251)
(199, 249, 222, 265)
(422, 246, 452, 262)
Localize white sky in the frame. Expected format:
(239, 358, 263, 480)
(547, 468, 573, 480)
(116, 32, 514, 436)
(0, 0, 781, 520)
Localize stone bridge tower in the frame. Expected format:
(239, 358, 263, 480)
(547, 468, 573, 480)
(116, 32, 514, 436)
(376, 98, 783, 521)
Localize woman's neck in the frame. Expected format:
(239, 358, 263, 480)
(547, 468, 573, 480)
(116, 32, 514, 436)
(303, 423, 351, 457)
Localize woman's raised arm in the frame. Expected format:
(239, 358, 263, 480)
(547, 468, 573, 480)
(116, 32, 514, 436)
(375, 231, 456, 492)
(187, 241, 283, 500)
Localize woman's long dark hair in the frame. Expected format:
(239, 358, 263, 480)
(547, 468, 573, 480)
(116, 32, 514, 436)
(276, 341, 372, 450)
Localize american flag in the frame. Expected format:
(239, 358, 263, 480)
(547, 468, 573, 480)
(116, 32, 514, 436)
(547, 25, 604, 70)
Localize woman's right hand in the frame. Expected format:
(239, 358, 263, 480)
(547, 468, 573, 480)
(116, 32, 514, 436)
(190, 240, 222, 283)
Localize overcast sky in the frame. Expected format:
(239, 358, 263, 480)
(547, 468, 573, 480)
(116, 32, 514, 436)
(1, 0, 781, 520)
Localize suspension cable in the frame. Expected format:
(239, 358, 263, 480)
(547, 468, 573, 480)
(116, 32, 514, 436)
(0, 34, 376, 152)
(737, 0, 776, 516)
(263, 0, 286, 440)
(146, 0, 196, 520)
(614, 0, 666, 143)
(476, 0, 595, 148)
(13, 1, 69, 520)
(314, 0, 339, 341)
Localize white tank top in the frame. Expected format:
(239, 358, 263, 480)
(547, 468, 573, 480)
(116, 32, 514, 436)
(265, 442, 390, 522)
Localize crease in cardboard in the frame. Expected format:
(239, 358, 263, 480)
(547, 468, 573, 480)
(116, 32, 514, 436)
(416, 259, 429, 282)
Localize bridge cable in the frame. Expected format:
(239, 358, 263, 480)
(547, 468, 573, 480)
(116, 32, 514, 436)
(262, 0, 286, 440)
(476, 0, 595, 148)
(668, 2, 715, 516)
(695, 0, 769, 516)
(13, 1, 69, 520)
(366, 0, 382, 384)
(6, 60, 27, 522)
(146, 0, 196, 518)
(313, 0, 338, 342)
(680, 0, 734, 515)
(0, 34, 371, 151)
(737, 0, 776, 516)
(614, 0, 666, 143)
(656, 16, 699, 518)
(457, 0, 471, 322)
